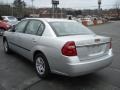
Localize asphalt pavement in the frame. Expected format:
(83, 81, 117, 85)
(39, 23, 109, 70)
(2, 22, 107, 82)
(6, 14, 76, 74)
(0, 21, 120, 90)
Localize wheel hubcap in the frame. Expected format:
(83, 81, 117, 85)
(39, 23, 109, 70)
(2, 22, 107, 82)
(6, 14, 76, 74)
(36, 57, 45, 75)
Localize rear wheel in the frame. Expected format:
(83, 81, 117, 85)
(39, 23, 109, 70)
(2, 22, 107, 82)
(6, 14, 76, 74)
(34, 53, 50, 78)
(3, 40, 11, 53)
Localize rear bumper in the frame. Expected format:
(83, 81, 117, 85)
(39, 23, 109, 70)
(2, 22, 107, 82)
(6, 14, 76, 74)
(57, 49, 113, 77)
(66, 55, 112, 76)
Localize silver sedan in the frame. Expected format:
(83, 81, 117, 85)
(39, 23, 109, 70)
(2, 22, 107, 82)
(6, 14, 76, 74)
(3, 18, 113, 78)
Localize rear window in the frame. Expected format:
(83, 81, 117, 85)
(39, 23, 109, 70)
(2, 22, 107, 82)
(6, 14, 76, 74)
(8, 16, 16, 20)
(49, 21, 94, 36)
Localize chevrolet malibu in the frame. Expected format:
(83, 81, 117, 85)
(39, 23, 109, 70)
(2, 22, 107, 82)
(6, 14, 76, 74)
(3, 18, 113, 78)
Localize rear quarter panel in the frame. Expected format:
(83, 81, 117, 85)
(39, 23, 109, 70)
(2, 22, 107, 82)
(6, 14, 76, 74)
(31, 36, 68, 72)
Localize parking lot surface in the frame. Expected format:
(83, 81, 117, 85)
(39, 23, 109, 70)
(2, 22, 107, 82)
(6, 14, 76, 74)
(0, 21, 120, 90)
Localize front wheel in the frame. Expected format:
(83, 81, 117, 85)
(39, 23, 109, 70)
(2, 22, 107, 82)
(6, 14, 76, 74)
(34, 53, 50, 78)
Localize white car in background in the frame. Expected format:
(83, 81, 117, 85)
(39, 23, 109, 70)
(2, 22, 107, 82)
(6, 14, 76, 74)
(2, 16, 18, 26)
(76, 18, 82, 23)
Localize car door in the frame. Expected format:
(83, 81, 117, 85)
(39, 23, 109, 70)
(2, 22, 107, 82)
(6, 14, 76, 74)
(18, 20, 45, 59)
(9, 20, 29, 53)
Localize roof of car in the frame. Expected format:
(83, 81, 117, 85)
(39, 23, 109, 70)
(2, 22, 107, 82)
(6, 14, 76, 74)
(2, 16, 14, 17)
(24, 18, 76, 22)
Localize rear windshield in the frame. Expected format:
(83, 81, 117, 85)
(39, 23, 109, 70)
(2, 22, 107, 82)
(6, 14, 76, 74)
(49, 21, 94, 36)
(8, 16, 16, 20)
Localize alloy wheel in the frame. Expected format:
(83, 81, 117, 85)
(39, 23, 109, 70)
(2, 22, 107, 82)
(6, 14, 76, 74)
(36, 57, 45, 75)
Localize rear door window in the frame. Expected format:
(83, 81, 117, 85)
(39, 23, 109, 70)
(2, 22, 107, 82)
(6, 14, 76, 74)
(25, 20, 41, 35)
(15, 20, 28, 33)
(37, 23, 45, 36)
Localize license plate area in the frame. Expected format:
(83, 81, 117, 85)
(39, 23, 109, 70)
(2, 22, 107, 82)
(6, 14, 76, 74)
(88, 44, 102, 55)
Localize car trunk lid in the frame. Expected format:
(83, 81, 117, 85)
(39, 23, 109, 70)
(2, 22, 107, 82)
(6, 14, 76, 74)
(60, 35, 111, 60)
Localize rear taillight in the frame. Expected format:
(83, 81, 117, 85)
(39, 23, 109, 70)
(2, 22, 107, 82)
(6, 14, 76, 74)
(61, 41, 77, 56)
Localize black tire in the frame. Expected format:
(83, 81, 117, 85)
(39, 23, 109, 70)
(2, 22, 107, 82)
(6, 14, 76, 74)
(34, 53, 50, 78)
(3, 39, 11, 54)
